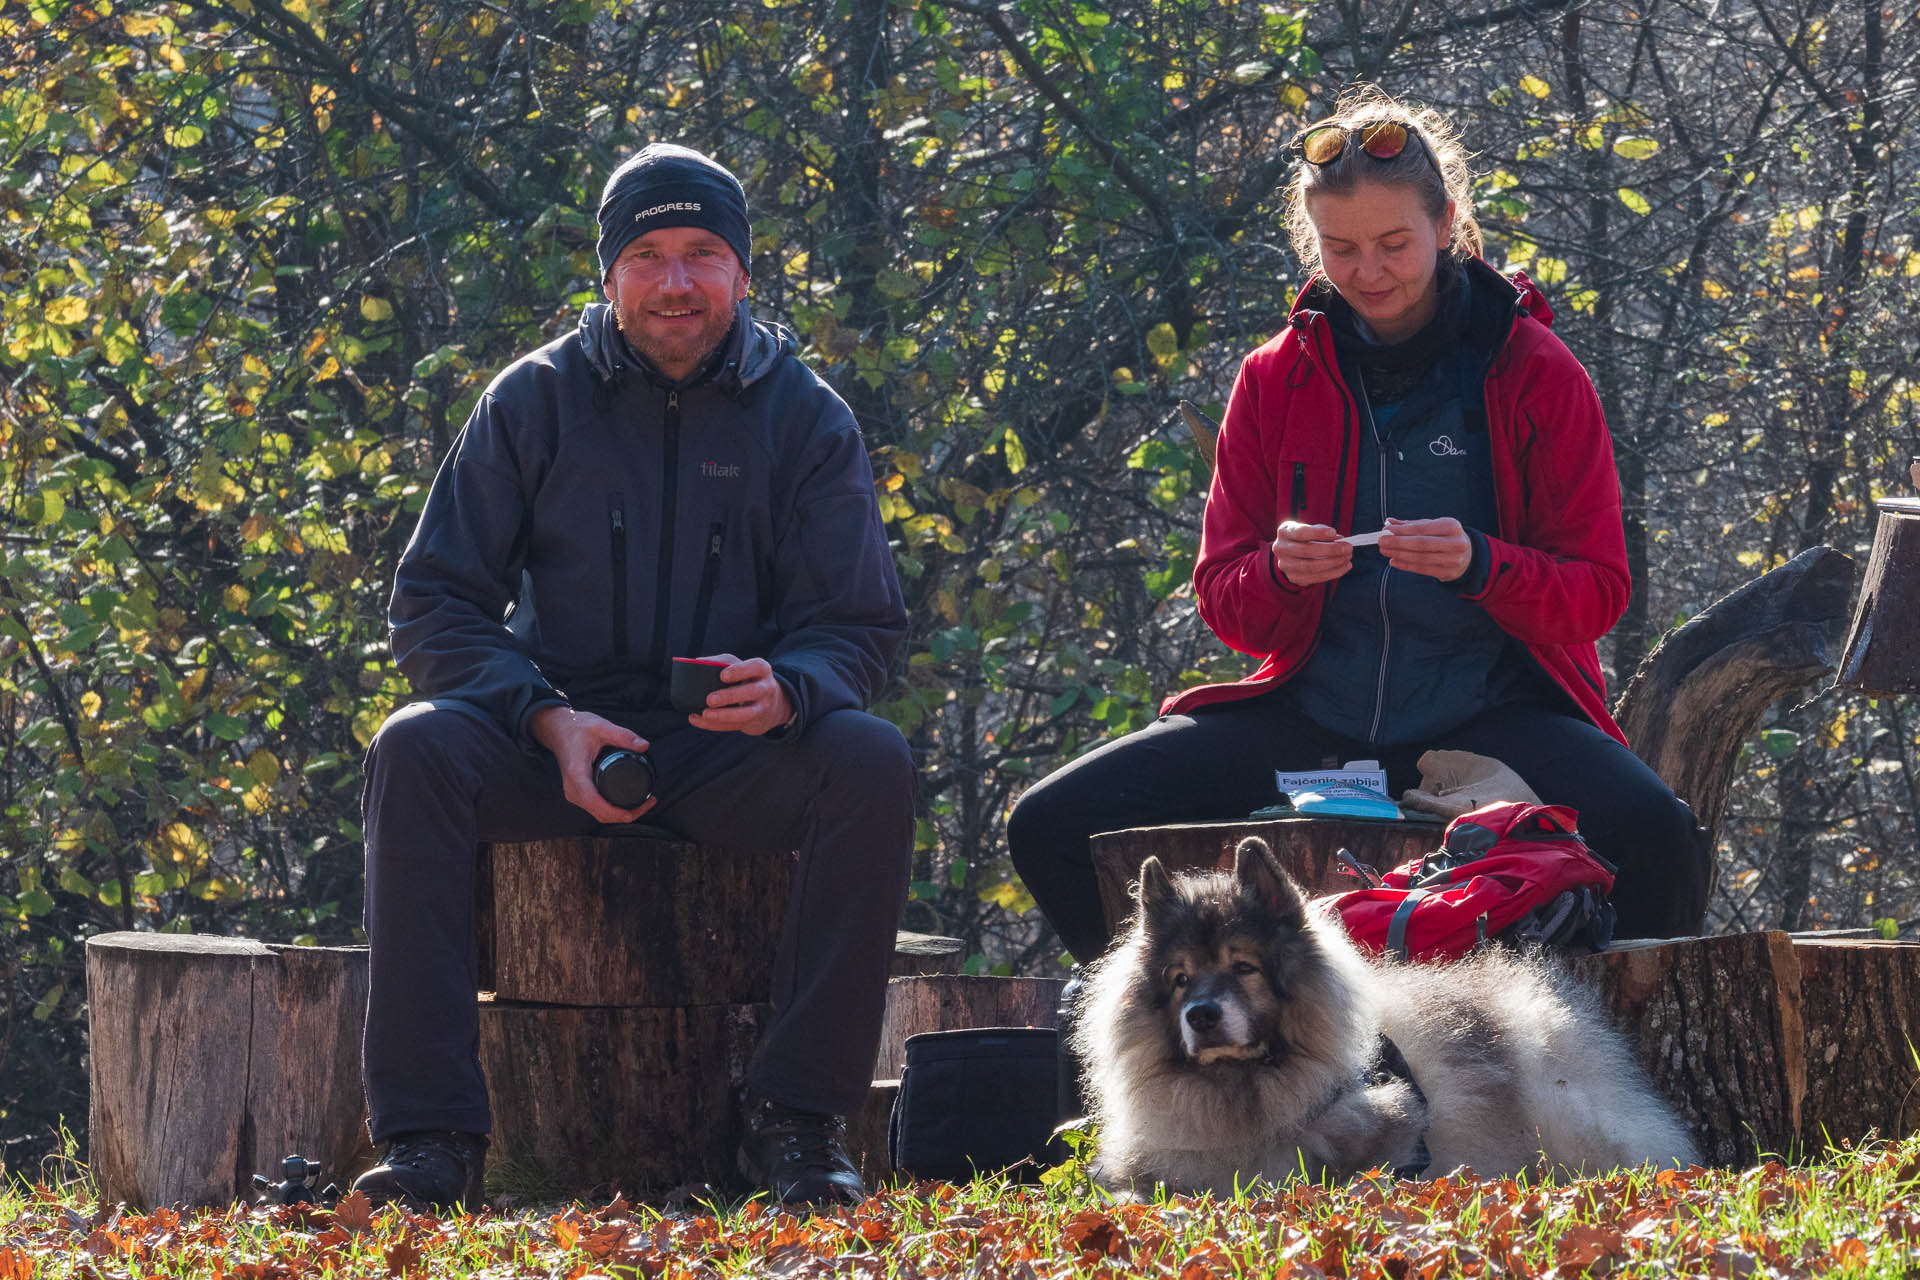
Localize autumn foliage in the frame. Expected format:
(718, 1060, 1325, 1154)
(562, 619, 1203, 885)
(10, 1144, 1920, 1278)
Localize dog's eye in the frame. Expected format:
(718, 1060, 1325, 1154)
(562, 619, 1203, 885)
(1167, 971, 1188, 990)
(1231, 960, 1260, 977)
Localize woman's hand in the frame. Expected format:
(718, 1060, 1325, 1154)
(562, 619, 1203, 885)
(1380, 517, 1474, 583)
(1271, 522, 1354, 586)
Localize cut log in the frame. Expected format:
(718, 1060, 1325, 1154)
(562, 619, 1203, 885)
(845, 1079, 899, 1187)
(1792, 937, 1920, 1150)
(875, 975, 1067, 1078)
(86, 934, 375, 1208)
(1569, 932, 1804, 1167)
(892, 931, 965, 977)
(483, 834, 793, 1006)
(478, 996, 770, 1193)
(1612, 545, 1854, 845)
(1838, 498, 1920, 696)
(1091, 817, 1439, 934)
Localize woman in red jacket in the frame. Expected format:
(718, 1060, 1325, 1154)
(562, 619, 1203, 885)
(1009, 88, 1709, 963)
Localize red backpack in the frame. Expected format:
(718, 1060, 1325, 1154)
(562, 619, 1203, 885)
(1325, 802, 1617, 962)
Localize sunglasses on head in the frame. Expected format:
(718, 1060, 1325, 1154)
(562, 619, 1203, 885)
(1293, 120, 1429, 168)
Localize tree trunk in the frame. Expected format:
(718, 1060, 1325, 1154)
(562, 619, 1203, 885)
(875, 975, 1067, 1078)
(1090, 817, 1440, 933)
(1837, 499, 1920, 695)
(483, 835, 793, 1006)
(1569, 932, 1805, 1167)
(1793, 937, 1920, 1149)
(86, 934, 375, 1208)
(477, 996, 770, 1193)
(1612, 545, 1855, 844)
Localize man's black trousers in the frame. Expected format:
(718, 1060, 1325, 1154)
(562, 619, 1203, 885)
(361, 700, 913, 1141)
(1007, 693, 1710, 964)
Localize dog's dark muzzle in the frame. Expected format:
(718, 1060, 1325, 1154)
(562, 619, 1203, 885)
(1184, 1000, 1223, 1033)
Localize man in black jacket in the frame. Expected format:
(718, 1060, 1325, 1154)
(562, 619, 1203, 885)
(352, 144, 911, 1211)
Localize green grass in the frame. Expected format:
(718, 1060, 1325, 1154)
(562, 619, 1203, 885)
(5, 1136, 1920, 1276)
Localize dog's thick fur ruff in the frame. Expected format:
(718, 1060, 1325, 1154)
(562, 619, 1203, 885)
(1075, 839, 1699, 1196)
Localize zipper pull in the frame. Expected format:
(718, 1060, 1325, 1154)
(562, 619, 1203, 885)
(667, 390, 679, 412)
(611, 507, 625, 534)
(1334, 847, 1386, 888)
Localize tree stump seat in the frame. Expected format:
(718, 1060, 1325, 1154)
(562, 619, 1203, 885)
(86, 833, 965, 1205)
(85, 934, 375, 1209)
(1091, 815, 1439, 933)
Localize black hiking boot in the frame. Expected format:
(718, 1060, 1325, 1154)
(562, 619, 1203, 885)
(736, 1093, 866, 1211)
(351, 1130, 487, 1213)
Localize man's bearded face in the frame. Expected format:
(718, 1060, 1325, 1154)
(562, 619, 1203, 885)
(603, 226, 748, 380)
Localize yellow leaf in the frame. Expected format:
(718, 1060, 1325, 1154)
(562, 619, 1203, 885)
(360, 296, 393, 322)
(1519, 75, 1550, 98)
(162, 822, 197, 861)
(45, 296, 88, 326)
(181, 669, 208, 703)
(1613, 135, 1660, 160)
(121, 13, 166, 36)
(80, 691, 103, 718)
(248, 749, 281, 786)
(242, 785, 272, 816)
(1616, 188, 1651, 216)
(223, 584, 250, 612)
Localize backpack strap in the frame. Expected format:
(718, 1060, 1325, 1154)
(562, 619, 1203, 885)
(1386, 889, 1431, 962)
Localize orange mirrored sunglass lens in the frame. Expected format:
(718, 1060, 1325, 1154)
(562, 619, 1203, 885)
(1358, 122, 1410, 158)
(1299, 126, 1346, 165)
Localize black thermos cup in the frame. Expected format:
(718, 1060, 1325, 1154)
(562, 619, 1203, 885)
(592, 747, 654, 808)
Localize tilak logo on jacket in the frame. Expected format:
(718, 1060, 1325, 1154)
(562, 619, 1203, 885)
(701, 458, 742, 478)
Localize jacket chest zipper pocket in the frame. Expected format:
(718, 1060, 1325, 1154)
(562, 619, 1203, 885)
(685, 517, 727, 659)
(1290, 462, 1308, 521)
(608, 494, 629, 657)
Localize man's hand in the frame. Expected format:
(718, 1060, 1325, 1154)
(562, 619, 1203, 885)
(1380, 517, 1474, 583)
(1271, 521, 1354, 587)
(529, 705, 656, 824)
(688, 654, 794, 736)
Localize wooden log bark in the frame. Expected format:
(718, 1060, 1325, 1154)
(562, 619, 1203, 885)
(1793, 937, 1920, 1150)
(1612, 545, 1854, 844)
(892, 931, 965, 977)
(86, 934, 375, 1208)
(483, 835, 793, 1006)
(1838, 498, 1920, 695)
(1091, 818, 1439, 934)
(1569, 932, 1804, 1167)
(875, 975, 1067, 1078)
(477, 996, 770, 1193)
(845, 1080, 899, 1187)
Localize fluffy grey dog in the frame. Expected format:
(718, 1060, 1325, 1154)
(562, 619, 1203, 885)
(1073, 837, 1699, 1197)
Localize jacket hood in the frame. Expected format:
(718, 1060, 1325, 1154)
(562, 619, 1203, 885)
(577, 298, 795, 395)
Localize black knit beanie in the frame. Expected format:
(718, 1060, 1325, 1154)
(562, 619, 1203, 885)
(596, 143, 751, 279)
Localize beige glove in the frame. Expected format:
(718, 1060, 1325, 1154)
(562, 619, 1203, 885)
(1399, 749, 1542, 820)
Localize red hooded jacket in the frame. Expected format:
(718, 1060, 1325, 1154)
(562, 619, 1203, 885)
(1162, 269, 1631, 745)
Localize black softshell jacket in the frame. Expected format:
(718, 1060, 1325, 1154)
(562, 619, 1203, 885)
(389, 300, 907, 742)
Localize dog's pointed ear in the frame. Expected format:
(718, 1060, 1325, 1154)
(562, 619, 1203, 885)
(1235, 837, 1304, 925)
(1134, 856, 1176, 917)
